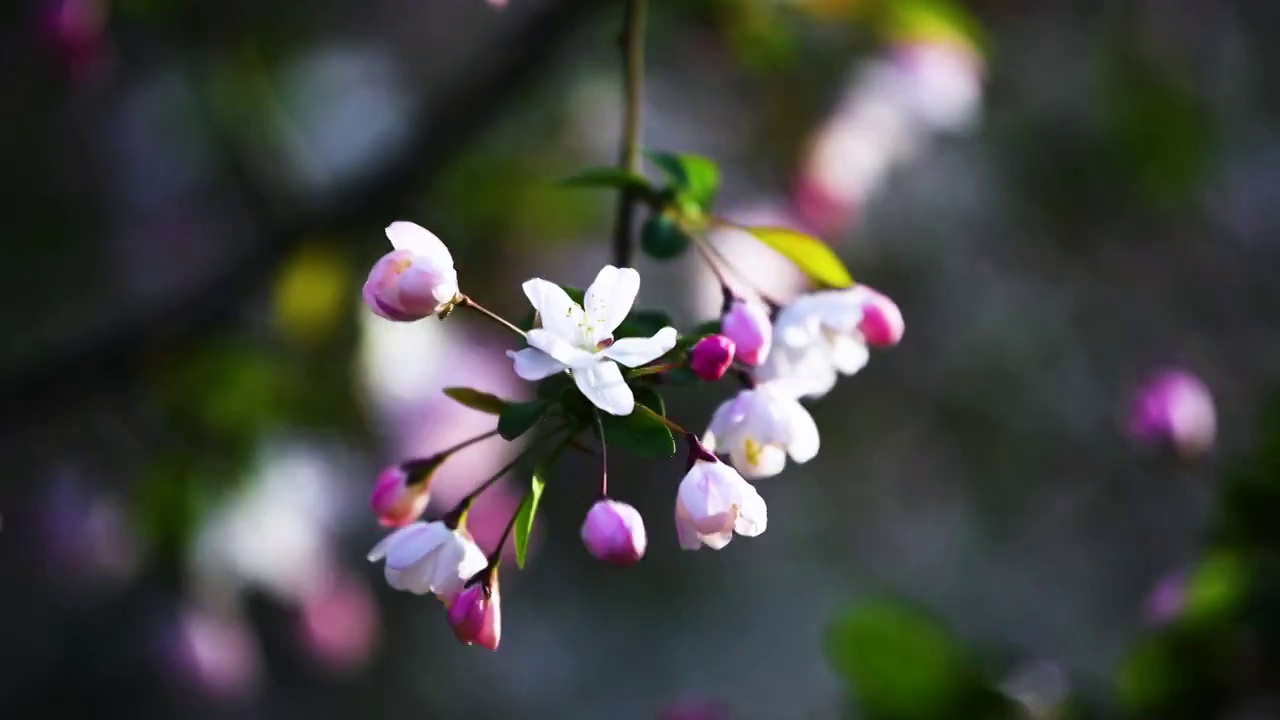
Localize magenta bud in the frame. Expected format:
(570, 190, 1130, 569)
(1128, 369, 1216, 458)
(580, 499, 647, 566)
(720, 299, 773, 366)
(448, 576, 501, 650)
(689, 334, 736, 382)
(856, 286, 904, 348)
(369, 465, 429, 528)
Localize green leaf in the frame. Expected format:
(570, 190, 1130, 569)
(599, 401, 676, 457)
(742, 226, 854, 288)
(498, 399, 548, 441)
(825, 600, 1004, 720)
(644, 150, 720, 208)
(635, 385, 666, 417)
(513, 466, 547, 569)
(561, 167, 655, 196)
(615, 309, 674, 339)
(442, 387, 510, 415)
(640, 214, 691, 260)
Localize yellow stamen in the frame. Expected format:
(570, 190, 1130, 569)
(744, 437, 762, 468)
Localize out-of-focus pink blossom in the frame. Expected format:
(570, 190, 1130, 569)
(40, 472, 140, 591)
(369, 464, 429, 528)
(720, 299, 773, 367)
(886, 41, 984, 134)
(1128, 369, 1217, 458)
(580, 499, 647, 566)
(448, 576, 501, 650)
(999, 660, 1069, 719)
(853, 285, 904, 348)
(42, 0, 111, 78)
(659, 698, 730, 720)
(163, 606, 262, 701)
(1143, 570, 1188, 625)
(691, 202, 810, 319)
(298, 572, 379, 672)
(689, 334, 736, 381)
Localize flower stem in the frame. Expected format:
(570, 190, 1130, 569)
(437, 428, 502, 458)
(696, 225, 788, 309)
(629, 362, 680, 378)
(446, 427, 563, 525)
(487, 430, 578, 566)
(458, 295, 527, 338)
(610, 0, 648, 268)
(593, 409, 609, 497)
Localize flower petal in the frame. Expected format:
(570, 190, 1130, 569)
(522, 279, 588, 344)
(732, 482, 768, 537)
(828, 332, 870, 375)
(756, 343, 839, 399)
(572, 360, 635, 416)
(385, 222, 454, 268)
(732, 441, 788, 479)
(599, 327, 678, 367)
(583, 265, 640, 339)
(507, 348, 566, 381)
(782, 398, 820, 463)
(367, 522, 426, 562)
(384, 522, 450, 570)
(706, 395, 748, 447)
(675, 504, 704, 551)
(526, 329, 595, 369)
(698, 528, 735, 550)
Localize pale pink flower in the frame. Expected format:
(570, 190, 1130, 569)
(580, 499, 647, 566)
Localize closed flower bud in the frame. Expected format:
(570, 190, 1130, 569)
(689, 334, 736, 382)
(675, 449, 767, 551)
(368, 464, 429, 528)
(1128, 369, 1216, 458)
(720, 299, 773, 366)
(362, 222, 459, 322)
(854, 286, 904, 348)
(448, 574, 501, 650)
(580, 499, 647, 566)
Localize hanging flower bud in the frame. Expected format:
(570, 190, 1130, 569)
(854, 285, 904, 348)
(580, 499, 647, 566)
(1128, 369, 1216, 458)
(448, 572, 501, 650)
(368, 465, 428, 528)
(689, 334, 736, 382)
(362, 222, 460, 322)
(720, 298, 773, 366)
(675, 437, 767, 551)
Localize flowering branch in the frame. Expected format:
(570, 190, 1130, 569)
(457, 294, 527, 338)
(610, 0, 648, 268)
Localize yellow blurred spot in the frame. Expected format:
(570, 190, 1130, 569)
(744, 437, 762, 468)
(273, 242, 349, 345)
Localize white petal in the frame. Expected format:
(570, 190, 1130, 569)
(782, 399, 820, 463)
(757, 344, 838, 399)
(573, 360, 635, 416)
(701, 430, 718, 453)
(385, 222, 454, 268)
(828, 332, 870, 375)
(583, 266, 640, 339)
(698, 529, 735, 550)
(526, 329, 595, 369)
(367, 522, 427, 562)
(732, 482, 768, 537)
(507, 348, 566, 381)
(522, 278, 588, 344)
(706, 394, 748, 446)
(458, 539, 488, 578)
(389, 555, 439, 595)
(384, 522, 450, 570)
(600, 327, 678, 367)
(731, 441, 788, 479)
(675, 504, 703, 551)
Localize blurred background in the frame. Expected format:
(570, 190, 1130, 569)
(5, 0, 1280, 718)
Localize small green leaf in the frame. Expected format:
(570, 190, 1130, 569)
(635, 385, 666, 417)
(599, 401, 676, 456)
(641, 214, 691, 260)
(498, 399, 548, 441)
(742, 226, 854, 288)
(615, 309, 675, 339)
(513, 466, 547, 569)
(644, 150, 720, 208)
(825, 600, 1003, 720)
(561, 167, 655, 196)
(442, 387, 510, 415)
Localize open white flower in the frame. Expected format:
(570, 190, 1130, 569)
(756, 289, 869, 399)
(675, 457, 767, 550)
(366, 521, 486, 603)
(508, 265, 677, 416)
(704, 382, 820, 479)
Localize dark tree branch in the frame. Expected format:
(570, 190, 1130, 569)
(609, 0, 647, 269)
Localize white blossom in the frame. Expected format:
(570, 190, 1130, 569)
(366, 521, 486, 603)
(704, 382, 820, 479)
(675, 458, 767, 550)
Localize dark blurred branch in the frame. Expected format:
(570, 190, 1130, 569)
(0, 0, 603, 429)
(610, 0, 647, 268)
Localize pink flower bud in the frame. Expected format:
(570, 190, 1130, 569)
(855, 286, 904, 348)
(362, 222, 459, 322)
(720, 299, 773, 366)
(369, 465, 429, 528)
(1128, 369, 1216, 458)
(580, 499, 647, 566)
(689, 335, 736, 382)
(448, 576, 501, 650)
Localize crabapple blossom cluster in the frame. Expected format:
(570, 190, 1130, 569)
(360, 206, 902, 649)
